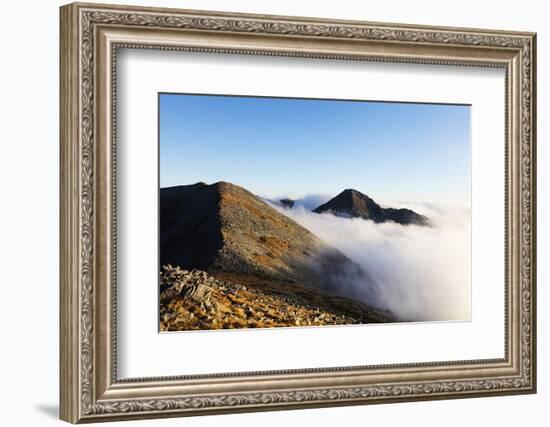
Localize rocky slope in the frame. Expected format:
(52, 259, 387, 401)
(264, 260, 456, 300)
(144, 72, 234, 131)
(313, 189, 430, 226)
(161, 182, 377, 298)
(160, 182, 391, 330)
(160, 265, 393, 331)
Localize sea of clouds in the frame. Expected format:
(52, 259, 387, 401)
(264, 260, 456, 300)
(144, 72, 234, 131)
(268, 197, 471, 322)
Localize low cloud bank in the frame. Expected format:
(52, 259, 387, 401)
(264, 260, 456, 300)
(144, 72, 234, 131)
(269, 200, 471, 322)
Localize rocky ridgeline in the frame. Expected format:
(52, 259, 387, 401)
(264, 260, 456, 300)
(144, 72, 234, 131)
(160, 182, 377, 295)
(159, 265, 392, 331)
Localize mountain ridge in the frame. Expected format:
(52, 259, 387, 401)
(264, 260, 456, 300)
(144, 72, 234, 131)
(159, 181, 394, 329)
(160, 181, 379, 299)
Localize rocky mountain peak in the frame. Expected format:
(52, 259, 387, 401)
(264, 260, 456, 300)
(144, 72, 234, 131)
(313, 188, 430, 226)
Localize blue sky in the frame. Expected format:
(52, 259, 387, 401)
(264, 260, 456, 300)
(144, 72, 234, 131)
(159, 93, 470, 203)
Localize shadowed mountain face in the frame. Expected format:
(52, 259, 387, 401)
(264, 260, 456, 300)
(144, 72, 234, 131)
(313, 189, 430, 226)
(160, 182, 380, 302)
(160, 182, 223, 271)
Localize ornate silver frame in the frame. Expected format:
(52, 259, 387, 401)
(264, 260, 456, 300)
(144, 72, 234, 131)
(60, 2, 537, 423)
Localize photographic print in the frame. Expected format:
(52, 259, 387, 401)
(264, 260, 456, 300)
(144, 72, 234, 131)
(159, 93, 471, 332)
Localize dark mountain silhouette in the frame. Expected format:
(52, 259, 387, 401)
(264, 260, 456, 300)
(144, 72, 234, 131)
(313, 189, 430, 226)
(279, 198, 295, 208)
(160, 182, 389, 320)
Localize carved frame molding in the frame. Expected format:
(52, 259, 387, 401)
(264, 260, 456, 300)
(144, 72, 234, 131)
(60, 2, 536, 423)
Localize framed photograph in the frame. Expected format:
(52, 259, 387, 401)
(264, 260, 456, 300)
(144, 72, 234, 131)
(60, 2, 537, 423)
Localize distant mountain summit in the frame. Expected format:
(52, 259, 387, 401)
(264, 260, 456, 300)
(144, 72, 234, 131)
(313, 189, 430, 226)
(279, 198, 295, 208)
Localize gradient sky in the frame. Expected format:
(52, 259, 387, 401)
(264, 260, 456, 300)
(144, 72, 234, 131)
(159, 93, 470, 203)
